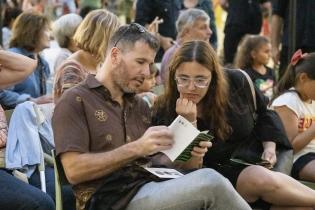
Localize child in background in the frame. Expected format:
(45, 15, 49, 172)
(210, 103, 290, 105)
(272, 50, 315, 182)
(234, 35, 275, 102)
(137, 63, 159, 107)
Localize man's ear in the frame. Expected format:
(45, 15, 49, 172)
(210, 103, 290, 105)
(110, 47, 122, 66)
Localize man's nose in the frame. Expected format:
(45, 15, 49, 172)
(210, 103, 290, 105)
(143, 65, 151, 77)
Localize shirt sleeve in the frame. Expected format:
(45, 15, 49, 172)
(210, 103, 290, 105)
(53, 61, 87, 101)
(271, 92, 301, 117)
(0, 89, 31, 108)
(52, 88, 90, 156)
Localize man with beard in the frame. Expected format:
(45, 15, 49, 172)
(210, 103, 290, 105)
(52, 23, 251, 210)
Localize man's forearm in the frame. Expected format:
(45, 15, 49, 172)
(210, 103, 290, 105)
(61, 141, 143, 185)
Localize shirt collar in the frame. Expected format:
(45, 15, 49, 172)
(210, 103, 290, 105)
(85, 74, 136, 103)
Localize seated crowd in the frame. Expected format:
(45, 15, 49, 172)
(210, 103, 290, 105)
(1, 4, 315, 210)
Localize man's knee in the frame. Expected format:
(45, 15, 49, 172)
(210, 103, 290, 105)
(190, 168, 232, 193)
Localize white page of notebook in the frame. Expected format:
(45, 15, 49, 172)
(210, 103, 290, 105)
(161, 115, 200, 161)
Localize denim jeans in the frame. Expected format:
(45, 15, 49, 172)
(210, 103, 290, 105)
(29, 166, 76, 210)
(0, 169, 54, 210)
(126, 168, 251, 210)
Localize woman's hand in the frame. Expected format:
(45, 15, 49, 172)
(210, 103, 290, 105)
(191, 141, 212, 158)
(175, 98, 197, 122)
(261, 141, 277, 167)
(180, 141, 212, 169)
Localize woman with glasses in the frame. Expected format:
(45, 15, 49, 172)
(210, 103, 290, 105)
(153, 40, 315, 209)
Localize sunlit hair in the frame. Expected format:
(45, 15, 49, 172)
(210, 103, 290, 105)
(234, 35, 270, 69)
(154, 40, 230, 140)
(52, 13, 82, 48)
(73, 9, 120, 63)
(274, 52, 315, 98)
(9, 11, 50, 51)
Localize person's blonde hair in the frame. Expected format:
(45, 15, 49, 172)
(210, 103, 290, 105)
(73, 9, 120, 63)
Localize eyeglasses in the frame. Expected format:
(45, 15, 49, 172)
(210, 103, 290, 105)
(114, 23, 146, 47)
(175, 76, 211, 88)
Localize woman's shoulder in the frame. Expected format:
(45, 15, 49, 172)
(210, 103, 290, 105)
(272, 90, 300, 105)
(224, 69, 247, 87)
(271, 90, 302, 115)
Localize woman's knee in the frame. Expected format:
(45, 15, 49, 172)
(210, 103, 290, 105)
(238, 166, 280, 193)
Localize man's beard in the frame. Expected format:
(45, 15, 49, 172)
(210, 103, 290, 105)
(112, 60, 136, 94)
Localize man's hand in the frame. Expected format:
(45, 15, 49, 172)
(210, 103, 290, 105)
(135, 126, 174, 156)
(176, 98, 197, 122)
(147, 17, 163, 35)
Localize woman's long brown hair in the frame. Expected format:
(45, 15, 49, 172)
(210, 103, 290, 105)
(154, 41, 231, 140)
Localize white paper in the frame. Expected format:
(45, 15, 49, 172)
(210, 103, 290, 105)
(161, 115, 200, 161)
(144, 167, 184, 179)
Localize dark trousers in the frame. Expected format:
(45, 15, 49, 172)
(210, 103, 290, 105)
(29, 166, 76, 210)
(223, 28, 247, 64)
(0, 169, 55, 210)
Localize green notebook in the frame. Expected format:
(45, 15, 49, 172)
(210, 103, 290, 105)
(162, 115, 214, 162)
(175, 132, 214, 162)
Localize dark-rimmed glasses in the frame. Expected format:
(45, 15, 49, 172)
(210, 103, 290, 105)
(113, 23, 146, 47)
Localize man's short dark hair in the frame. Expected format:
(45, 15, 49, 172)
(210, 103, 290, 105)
(108, 23, 160, 53)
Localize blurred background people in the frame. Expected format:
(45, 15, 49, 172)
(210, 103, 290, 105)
(0, 11, 53, 109)
(271, 0, 315, 79)
(1, 7, 22, 50)
(52, 13, 82, 71)
(234, 35, 275, 102)
(53, 9, 120, 102)
(160, 8, 212, 84)
(220, 0, 270, 66)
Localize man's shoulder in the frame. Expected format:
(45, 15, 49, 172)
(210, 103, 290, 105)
(57, 82, 89, 103)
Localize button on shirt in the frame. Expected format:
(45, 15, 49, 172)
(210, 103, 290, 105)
(53, 74, 152, 209)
